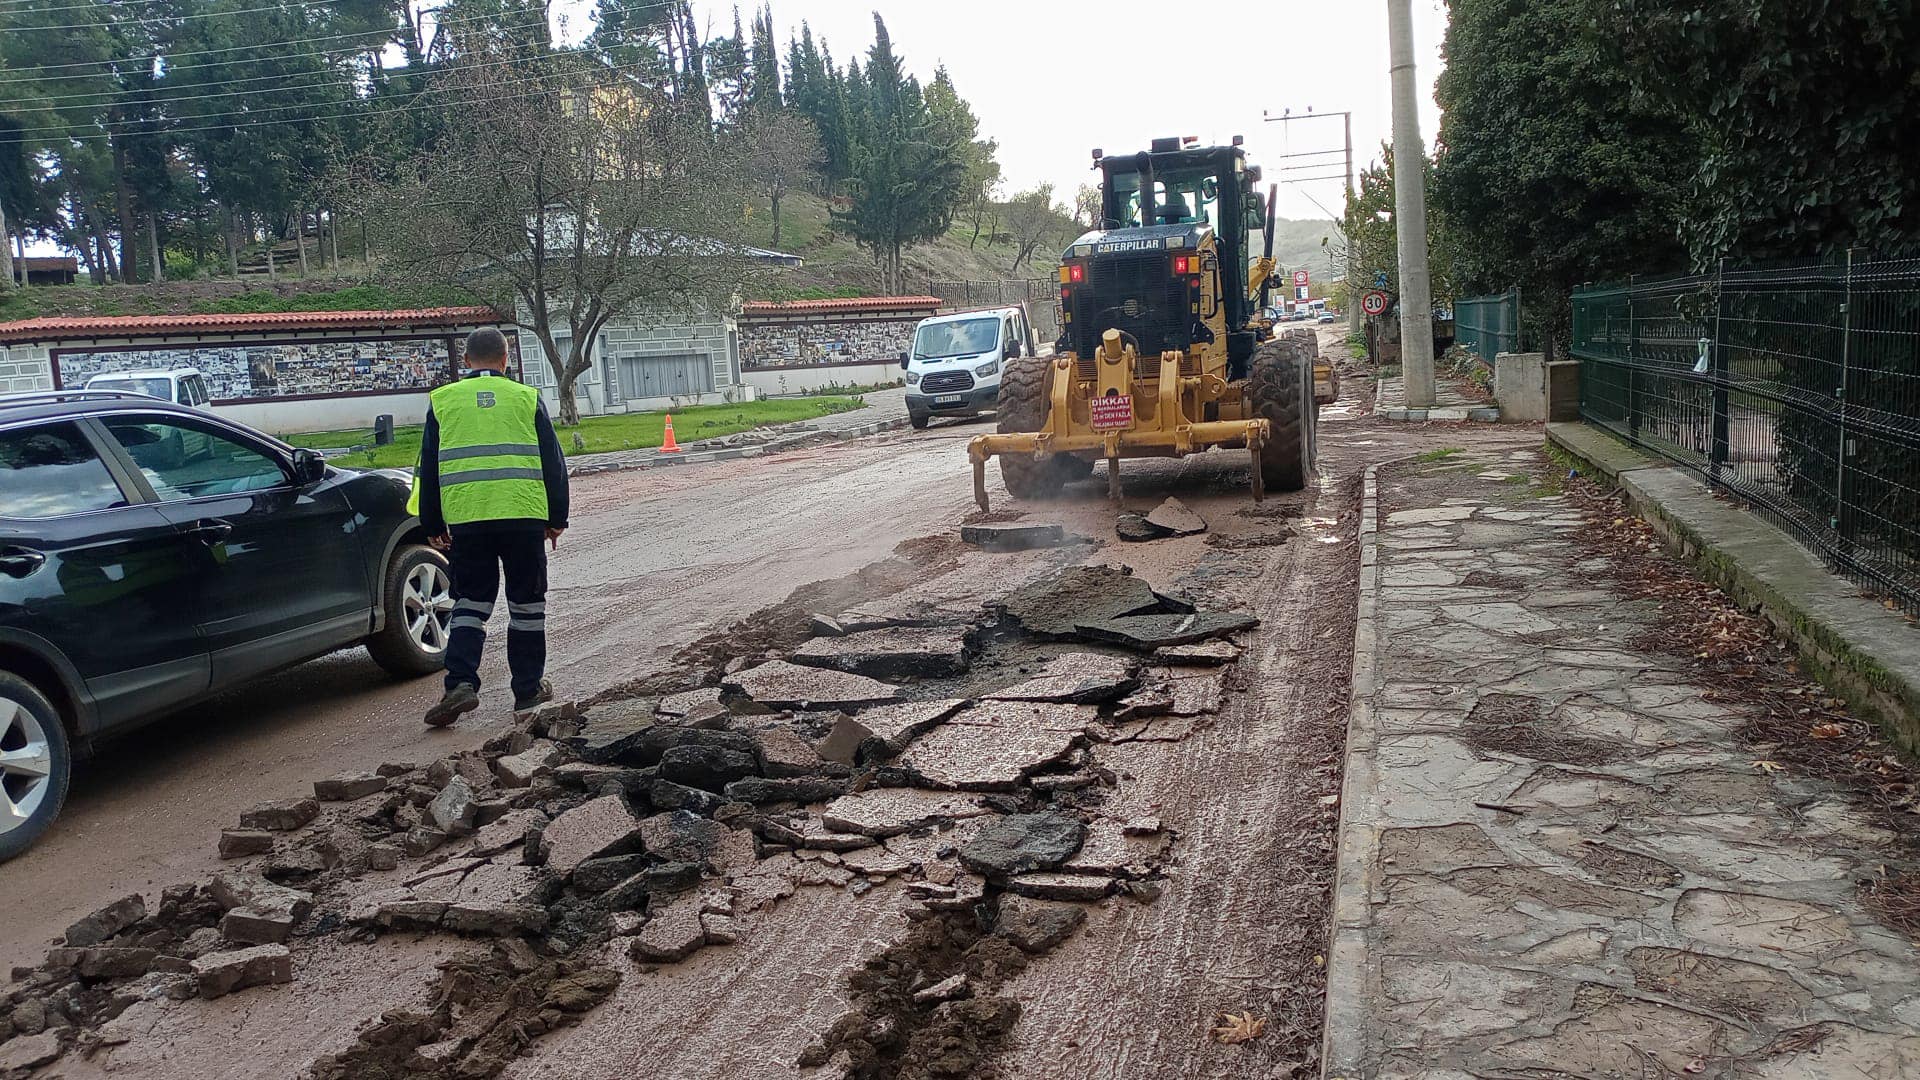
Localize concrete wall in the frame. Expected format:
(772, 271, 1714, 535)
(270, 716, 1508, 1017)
(2, 326, 497, 434)
(1493, 351, 1547, 422)
(216, 392, 433, 435)
(741, 316, 921, 370)
(0, 343, 54, 394)
(744, 363, 903, 397)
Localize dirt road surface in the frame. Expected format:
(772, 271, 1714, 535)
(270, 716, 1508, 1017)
(5, 330, 1474, 1078)
(2, 427, 981, 974)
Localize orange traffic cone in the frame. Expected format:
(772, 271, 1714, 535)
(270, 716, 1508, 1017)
(660, 413, 683, 453)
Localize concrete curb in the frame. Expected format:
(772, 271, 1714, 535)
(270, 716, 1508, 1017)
(1319, 456, 1406, 1080)
(1546, 420, 1920, 755)
(1378, 405, 1501, 423)
(564, 414, 910, 479)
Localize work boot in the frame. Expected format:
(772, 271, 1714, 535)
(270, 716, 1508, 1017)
(425, 683, 480, 728)
(513, 679, 554, 715)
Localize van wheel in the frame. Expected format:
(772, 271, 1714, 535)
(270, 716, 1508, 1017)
(0, 672, 70, 862)
(367, 545, 452, 677)
(909, 412, 930, 430)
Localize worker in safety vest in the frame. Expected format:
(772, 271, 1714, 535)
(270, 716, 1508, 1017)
(416, 327, 570, 726)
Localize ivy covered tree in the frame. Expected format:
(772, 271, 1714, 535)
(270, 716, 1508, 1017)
(1598, 0, 1920, 267)
(1434, 0, 1693, 355)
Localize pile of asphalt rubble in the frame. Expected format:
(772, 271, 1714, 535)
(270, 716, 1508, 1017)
(0, 563, 1256, 1080)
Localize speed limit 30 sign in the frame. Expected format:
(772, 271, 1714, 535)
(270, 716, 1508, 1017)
(1362, 290, 1390, 316)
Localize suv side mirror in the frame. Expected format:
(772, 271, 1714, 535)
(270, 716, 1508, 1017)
(1006, 340, 1022, 360)
(899, 351, 910, 369)
(291, 448, 327, 485)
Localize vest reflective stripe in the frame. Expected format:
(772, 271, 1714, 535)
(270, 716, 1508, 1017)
(429, 376, 549, 525)
(443, 467, 544, 485)
(440, 442, 541, 461)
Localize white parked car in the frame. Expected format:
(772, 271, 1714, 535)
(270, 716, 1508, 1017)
(86, 368, 214, 411)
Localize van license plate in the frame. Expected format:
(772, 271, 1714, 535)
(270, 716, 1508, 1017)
(934, 394, 964, 405)
(1090, 394, 1134, 430)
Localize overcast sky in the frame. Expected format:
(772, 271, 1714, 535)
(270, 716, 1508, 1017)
(637, 0, 1450, 224)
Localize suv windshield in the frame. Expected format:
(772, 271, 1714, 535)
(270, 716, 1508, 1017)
(92, 377, 174, 401)
(914, 318, 1000, 360)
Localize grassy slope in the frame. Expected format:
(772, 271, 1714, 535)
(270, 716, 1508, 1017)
(286, 396, 864, 469)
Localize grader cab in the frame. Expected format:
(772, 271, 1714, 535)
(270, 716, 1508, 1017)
(968, 136, 1319, 510)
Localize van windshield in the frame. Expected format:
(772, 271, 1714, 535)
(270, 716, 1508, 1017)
(92, 377, 173, 401)
(914, 318, 1000, 360)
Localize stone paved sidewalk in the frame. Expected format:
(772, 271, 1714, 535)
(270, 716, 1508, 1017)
(1375, 373, 1499, 422)
(1325, 443, 1920, 1078)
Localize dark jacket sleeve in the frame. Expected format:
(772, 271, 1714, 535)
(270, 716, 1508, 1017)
(534, 400, 570, 529)
(418, 405, 445, 534)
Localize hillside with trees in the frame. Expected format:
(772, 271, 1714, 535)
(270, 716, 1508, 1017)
(0, 1, 999, 298)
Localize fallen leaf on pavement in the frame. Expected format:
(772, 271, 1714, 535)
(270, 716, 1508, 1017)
(1809, 723, 1850, 739)
(1212, 1011, 1266, 1044)
(1752, 760, 1785, 774)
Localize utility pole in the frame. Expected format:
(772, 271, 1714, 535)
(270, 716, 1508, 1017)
(1388, 0, 1436, 407)
(1262, 107, 1357, 332)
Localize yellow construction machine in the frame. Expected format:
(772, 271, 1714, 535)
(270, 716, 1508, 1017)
(968, 136, 1319, 510)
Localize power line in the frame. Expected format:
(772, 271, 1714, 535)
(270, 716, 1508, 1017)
(0, 0, 172, 16)
(0, 0, 668, 84)
(6, 43, 651, 137)
(5, 40, 562, 112)
(2, 0, 357, 35)
(38, 69, 613, 142)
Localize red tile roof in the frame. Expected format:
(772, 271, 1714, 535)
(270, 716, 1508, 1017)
(0, 306, 503, 345)
(739, 296, 942, 317)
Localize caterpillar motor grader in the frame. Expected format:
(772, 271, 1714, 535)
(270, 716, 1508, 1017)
(967, 136, 1320, 510)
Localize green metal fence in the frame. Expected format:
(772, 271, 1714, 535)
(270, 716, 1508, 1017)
(1454, 288, 1522, 363)
(1571, 257, 1920, 615)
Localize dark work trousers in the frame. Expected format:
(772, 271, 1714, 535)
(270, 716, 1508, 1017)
(443, 523, 548, 701)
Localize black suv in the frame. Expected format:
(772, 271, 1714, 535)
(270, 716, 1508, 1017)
(0, 390, 451, 858)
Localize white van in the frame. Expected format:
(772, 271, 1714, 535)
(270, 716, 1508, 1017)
(86, 368, 214, 411)
(902, 306, 1036, 429)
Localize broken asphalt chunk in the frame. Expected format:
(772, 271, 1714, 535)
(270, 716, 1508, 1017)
(959, 813, 1087, 877)
(1005, 872, 1116, 902)
(656, 743, 759, 792)
(192, 944, 292, 999)
(723, 776, 851, 804)
(534, 794, 644, 875)
(566, 699, 657, 764)
(1145, 497, 1207, 537)
(998, 565, 1172, 637)
(788, 626, 974, 680)
(853, 698, 969, 756)
(238, 797, 320, 832)
(313, 771, 388, 802)
(820, 788, 993, 838)
(898, 702, 1092, 790)
(986, 653, 1138, 704)
(1074, 611, 1258, 651)
(960, 521, 1067, 550)
(722, 660, 903, 709)
(1154, 640, 1242, 666)
(994, 895, 1087, 954)
(627, 900, 706, 962)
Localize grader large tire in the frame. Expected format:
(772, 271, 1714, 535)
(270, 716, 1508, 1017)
(995, 357, 1068, 500)
(1248, 339, 1317, 492)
